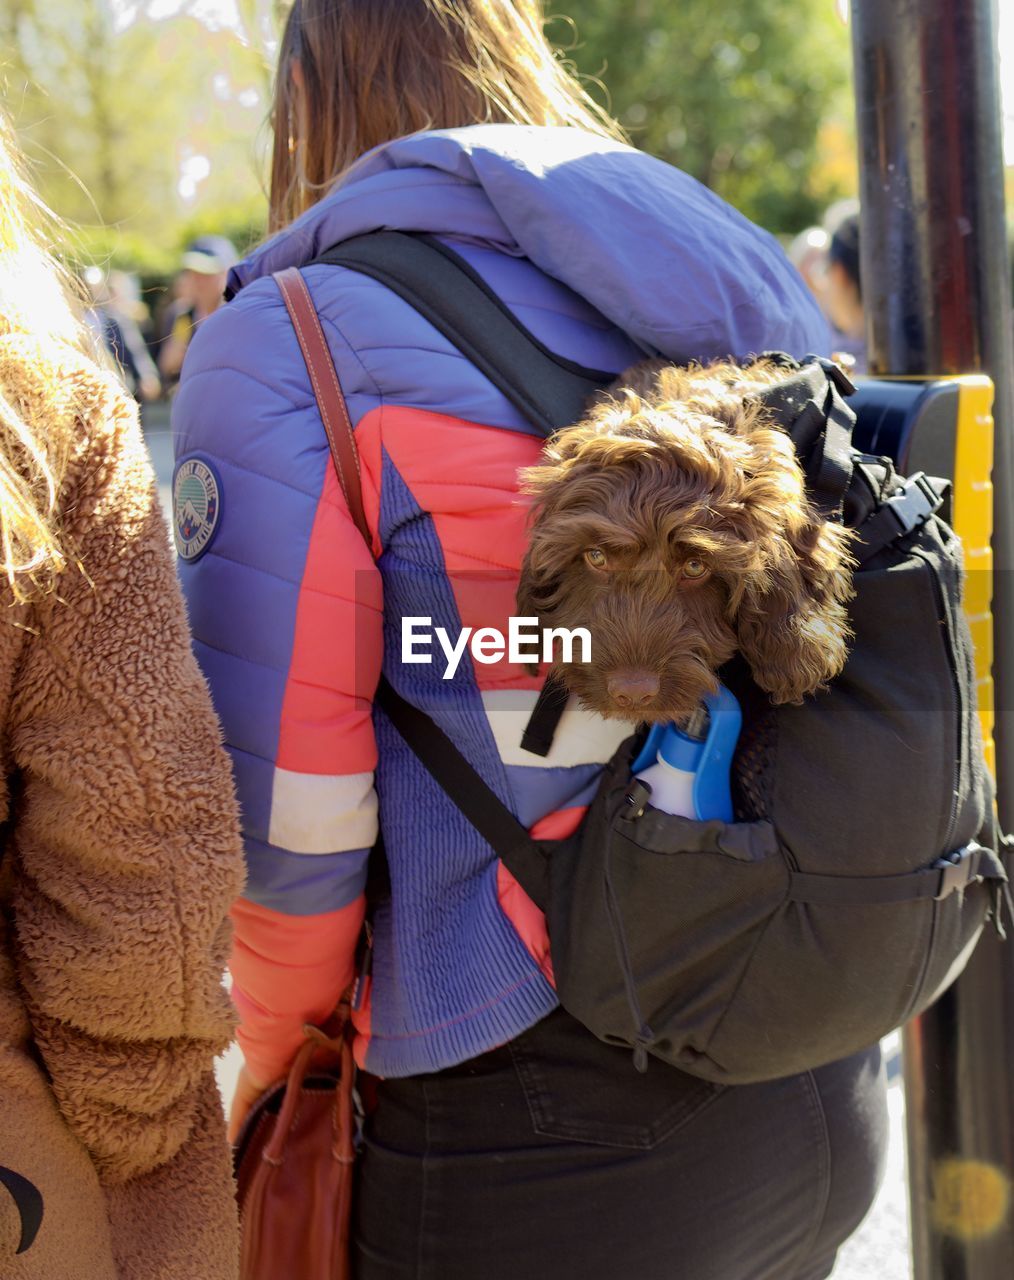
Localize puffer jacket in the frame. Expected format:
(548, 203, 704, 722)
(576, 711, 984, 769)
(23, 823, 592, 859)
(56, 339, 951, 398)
(0, 336, 243, 1279)
(173, 124, 829, 1084)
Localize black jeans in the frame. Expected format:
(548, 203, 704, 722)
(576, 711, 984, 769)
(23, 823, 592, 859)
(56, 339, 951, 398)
(353, 1007, 888, 1280)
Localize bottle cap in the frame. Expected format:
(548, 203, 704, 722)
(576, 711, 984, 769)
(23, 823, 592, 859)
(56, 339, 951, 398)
(657, 724, 705, 771)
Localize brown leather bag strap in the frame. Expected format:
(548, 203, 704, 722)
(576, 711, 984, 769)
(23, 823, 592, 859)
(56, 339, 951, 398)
(260, 1021, 353, 1167)
(260, 1035, 317, 1167)
(274, 266, 371, 549)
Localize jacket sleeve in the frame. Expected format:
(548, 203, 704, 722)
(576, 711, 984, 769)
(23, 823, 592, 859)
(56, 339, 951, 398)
(8, 361, 244, 1205)
(172, 282, 380, 1086)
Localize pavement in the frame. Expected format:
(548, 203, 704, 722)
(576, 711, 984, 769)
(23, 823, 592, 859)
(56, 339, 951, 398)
(832, 1035, 911, 1280)
(144, 402, 913, 1280)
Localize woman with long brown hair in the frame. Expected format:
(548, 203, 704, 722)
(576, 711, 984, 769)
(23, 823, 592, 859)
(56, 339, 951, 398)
(0, 114, 243, 1279)
(175, 3, 888, 1276)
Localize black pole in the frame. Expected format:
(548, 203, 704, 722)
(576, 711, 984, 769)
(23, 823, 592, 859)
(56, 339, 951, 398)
(851, 2, 1014, 1277)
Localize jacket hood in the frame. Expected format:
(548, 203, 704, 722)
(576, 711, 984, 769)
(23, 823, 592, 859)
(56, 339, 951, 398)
(229, 124, 828, 362)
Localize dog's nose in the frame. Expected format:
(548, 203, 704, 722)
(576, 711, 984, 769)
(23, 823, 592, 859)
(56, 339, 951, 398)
(607, 671, 660, 709)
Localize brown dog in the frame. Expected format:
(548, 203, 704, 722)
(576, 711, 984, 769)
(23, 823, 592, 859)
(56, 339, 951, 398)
(516, 358, 856, 725)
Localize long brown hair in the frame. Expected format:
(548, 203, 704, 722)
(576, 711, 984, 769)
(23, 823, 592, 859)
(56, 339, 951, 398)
(0, 113, 89, 600)
(269, 0, 625, 231)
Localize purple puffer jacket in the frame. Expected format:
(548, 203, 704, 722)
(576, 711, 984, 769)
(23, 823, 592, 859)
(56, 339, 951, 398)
(173, 125, 828, 1082)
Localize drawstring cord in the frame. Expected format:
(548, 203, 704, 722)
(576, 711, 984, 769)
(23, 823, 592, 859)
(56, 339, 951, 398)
(989, 833, 1014, 940)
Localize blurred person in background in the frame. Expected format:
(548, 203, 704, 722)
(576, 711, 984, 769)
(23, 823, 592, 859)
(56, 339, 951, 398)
(823, 210, 866, 373)
(174, 2, 887, 1277)
(788, 224, 830, 302)
(82, 266, 161, 402)
(157, 234, 237, 388)
(0, 114, 243, 1280)
(108, 269, 162, 373)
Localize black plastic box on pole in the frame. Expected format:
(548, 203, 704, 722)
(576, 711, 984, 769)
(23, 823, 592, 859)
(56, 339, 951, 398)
(850, 1, 1014, 1276)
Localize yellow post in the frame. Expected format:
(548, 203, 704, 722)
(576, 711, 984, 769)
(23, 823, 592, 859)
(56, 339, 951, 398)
(952, 376, 996, 779)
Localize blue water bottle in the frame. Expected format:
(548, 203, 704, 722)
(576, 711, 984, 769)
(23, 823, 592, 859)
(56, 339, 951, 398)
(629, 685, 742, 821)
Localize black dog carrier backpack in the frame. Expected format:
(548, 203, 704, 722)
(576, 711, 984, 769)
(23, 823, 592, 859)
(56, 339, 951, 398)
(306, 231, 1010, 1084)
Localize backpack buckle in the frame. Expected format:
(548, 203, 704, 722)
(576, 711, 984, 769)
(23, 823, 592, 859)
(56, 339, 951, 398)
(884, 472, 945, 538)
(805, 353, 857, 398)
(934, 845, 982, 899)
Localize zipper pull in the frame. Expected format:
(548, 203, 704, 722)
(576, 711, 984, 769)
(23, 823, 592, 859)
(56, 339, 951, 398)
(632, 1024, 654, 1074)
(624, 779, 652, 820)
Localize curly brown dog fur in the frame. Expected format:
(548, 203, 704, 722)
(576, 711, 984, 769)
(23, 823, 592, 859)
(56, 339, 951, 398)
(516, 357, 857, 725)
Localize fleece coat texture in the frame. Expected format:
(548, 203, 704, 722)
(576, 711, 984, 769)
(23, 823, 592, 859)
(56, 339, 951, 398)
(0, 336, 244, 1279)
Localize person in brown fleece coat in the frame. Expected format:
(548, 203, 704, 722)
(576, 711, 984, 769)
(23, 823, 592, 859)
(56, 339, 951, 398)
(0, 116, 243, 1279)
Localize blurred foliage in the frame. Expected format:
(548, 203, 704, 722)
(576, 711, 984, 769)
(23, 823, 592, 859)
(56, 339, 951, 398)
(559, 0, 856, 233)
(2, 0, 272, 276)
(3, 0, 859, 277)
(233, 0, 287, 74)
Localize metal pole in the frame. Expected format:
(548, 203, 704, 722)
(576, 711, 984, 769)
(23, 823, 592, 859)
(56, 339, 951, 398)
(851, 2, 1014, 1277)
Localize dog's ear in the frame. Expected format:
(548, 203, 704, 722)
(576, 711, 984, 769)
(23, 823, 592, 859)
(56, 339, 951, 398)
(731, 430, 856, 704)
(515, 453, 585, 621)
(515, 547, 551, 622)
(516, 534, 565, 676)
(516, 521, 567, 621)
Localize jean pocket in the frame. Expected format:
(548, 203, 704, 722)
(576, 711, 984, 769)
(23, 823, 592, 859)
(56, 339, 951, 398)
(507, 1007, 725, 1150)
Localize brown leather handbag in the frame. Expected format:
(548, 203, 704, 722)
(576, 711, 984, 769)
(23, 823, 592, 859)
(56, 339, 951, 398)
(233, 1020, 356, 1280)
(233, 266, 374, 1280)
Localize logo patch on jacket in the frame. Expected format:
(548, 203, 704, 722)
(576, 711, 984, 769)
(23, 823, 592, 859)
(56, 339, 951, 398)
(173, 457, 222, 561)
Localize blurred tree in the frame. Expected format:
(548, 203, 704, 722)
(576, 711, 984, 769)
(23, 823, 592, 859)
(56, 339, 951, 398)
(560, 0, 855, 233)
(1, 0, 857, 270)
(0, 0, 34, 84)
(232, 0, 285, 77)
(2, 0, 270, 274)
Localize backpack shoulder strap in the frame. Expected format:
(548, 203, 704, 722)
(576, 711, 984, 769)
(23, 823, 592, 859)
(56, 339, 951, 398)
(376, 677, 550, 907)
(310, 230, 613, 437)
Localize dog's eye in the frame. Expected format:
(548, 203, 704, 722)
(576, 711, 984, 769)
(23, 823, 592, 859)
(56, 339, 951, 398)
(681, 558, 709, 581)
(584, 548, 608, 570)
